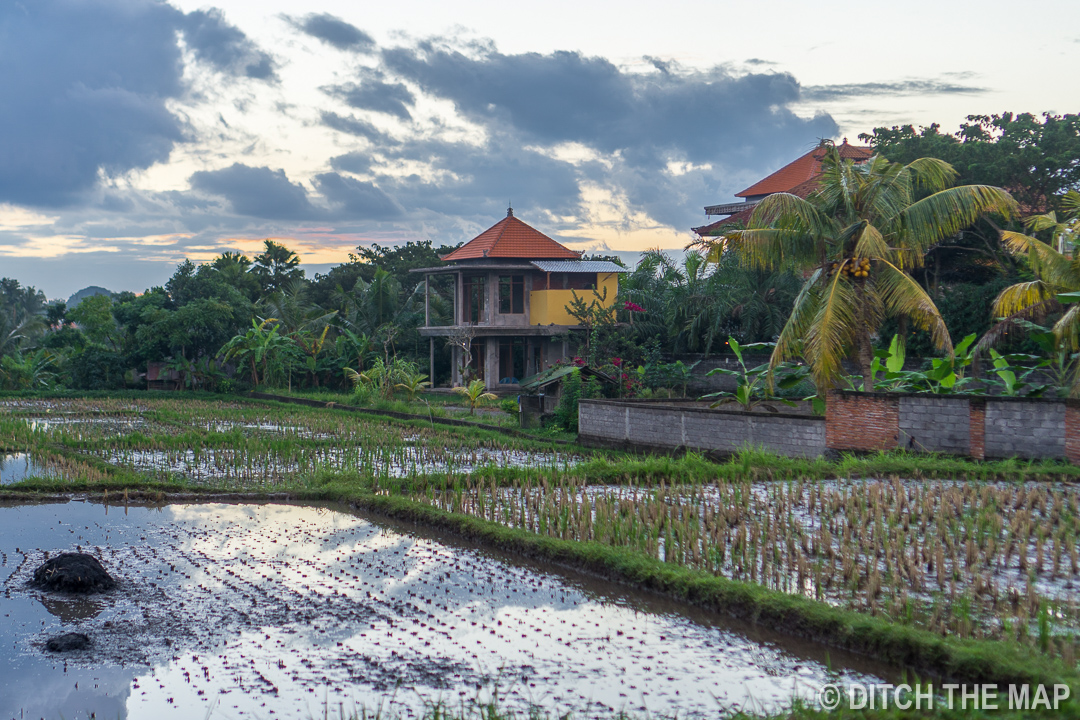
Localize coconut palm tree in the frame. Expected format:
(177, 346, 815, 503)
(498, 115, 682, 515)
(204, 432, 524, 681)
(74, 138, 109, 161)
(980, 191, 1080, 350)
(711, 145, 1016, 387)
(453, 379, 497, 415)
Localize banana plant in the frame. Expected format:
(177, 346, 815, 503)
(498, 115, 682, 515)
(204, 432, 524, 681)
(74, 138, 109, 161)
(702, 338, 806, 411)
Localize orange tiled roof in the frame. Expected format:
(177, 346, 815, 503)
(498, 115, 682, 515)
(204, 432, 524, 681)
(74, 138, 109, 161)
(736, 139, 872, 198)
(692, 207, 754, 236)
(441, 209, 581, 261)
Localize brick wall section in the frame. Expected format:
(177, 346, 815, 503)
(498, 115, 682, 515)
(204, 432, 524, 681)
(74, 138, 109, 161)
(898, 396, 970, 454)
(1066, 402, 1080, 464)
(826, 392, 899, 452)
(578, 400, 825, 458)
(969, 399, 986, 460)
(984, 400, 1066, 459)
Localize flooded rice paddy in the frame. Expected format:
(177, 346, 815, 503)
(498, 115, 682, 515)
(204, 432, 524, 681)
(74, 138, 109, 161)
(416, 477, 1080, 645)
(0, 398, 579, 485)
(0, 500, 887, 719)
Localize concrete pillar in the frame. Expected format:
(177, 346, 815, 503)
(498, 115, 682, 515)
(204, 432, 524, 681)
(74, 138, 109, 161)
(429, 337, 435, 387)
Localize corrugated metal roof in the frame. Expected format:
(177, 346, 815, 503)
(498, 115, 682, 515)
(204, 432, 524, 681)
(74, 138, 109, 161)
(519, 364, 617, 391)
(530, 260, 625, 273)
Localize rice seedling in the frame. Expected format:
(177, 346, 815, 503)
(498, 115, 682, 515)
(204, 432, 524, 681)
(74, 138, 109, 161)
(411, 473, 1080, 659)
(0, 397, 580, 488)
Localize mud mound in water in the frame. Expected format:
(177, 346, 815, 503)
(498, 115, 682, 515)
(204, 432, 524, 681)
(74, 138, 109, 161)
(31, 553, 116, 593)
(45, 632, 91, 652)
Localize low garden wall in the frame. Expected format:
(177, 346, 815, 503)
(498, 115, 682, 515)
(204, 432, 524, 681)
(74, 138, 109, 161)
(827, 391, 1080, 462)
(578, 399, 826, 458)
(580, 392, 1080, 463)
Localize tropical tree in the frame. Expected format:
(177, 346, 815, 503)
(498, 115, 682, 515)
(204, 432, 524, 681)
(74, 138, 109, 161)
(710, 145, 1016, 387)
(453, 379, 497, 415)
(220, 319, 293, 388)
(0, 349, 57, 390)
(978, 191, 1080, 356)
(252, 240, 305, 297)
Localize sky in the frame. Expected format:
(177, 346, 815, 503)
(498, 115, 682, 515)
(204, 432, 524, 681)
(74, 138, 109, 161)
(1, 0, 1078, 299)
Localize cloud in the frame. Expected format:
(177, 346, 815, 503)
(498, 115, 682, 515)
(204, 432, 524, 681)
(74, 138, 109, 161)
(190, 164, 320, 220)
(0, 0, 274, 208)
(330, 152, 375, 175)
(180, 9, 278, 81)
(381, 45, 833, 163)
(320, 111, 388, 141)
(313, 173, 403, 219)
(376, 42, 836, 226)
(364, 134, 585, 221)
(286, 12, 374, 52)
(803, 78, 987, 101)
(324, 75, 416, 120)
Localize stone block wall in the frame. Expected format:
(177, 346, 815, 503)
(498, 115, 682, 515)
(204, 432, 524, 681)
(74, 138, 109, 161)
(984, 400, 1066, 459)
(578, 400, 826, 458)
(581, 393, 1080, 464)
(898, 396, 970, 453)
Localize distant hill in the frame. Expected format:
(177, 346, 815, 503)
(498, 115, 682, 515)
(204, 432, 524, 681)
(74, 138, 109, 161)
(66, 286, 114, 309)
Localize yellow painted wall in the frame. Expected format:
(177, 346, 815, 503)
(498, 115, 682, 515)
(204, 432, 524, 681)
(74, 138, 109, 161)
(529, 273, 619, 326)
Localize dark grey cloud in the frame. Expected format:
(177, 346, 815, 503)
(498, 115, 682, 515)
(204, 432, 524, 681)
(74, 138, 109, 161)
(380, 45, 834, 168)
(324, 77, 415, 120)
(180, 9, 278, 81)
(330, 152, 375, 175)
(320, 111, 387, 141)
(372, 43, 836, 226)
(0, 0, 274, 208)
(803, 78, 987, 101)
(286, 13, 374, 52)
(364, 133, 584, 220)
(190, 164, 319, 220)
(313, 173, 403, 219)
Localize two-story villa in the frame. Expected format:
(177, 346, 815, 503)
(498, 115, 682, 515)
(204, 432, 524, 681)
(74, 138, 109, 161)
(412, 208, 623, 390)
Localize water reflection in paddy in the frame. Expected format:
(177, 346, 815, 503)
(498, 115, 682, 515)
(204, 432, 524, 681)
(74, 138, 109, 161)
(0, 500, 888, 719)
(0, 453, 49, 484)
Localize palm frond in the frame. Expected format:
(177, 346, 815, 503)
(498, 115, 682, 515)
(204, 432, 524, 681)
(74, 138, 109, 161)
(1004, 232, 1078, 289)
(992, 281, 1058, 318)
(770, 268, 824, 368)
(897, 185, 1017, 253)
(725, 228, 818, 270)
(853, 223, 890, 259)
(903, 157, 958, 194)
(802, 265, 860, 388)
(876, 260, 952, 354)
(747, 192, 828, 234)
(1055, 304, 1080, 351)
(974, 298, 1061, 357)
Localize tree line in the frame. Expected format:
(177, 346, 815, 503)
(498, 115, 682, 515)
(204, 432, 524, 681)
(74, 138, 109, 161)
(1, 111, 1078, 398)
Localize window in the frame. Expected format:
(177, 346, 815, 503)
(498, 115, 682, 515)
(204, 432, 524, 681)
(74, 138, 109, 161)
(469, 340, 486, 381)
(498, 275, 524, 314)
(466, 276, 485, 323)
(499, 338, 526, 383)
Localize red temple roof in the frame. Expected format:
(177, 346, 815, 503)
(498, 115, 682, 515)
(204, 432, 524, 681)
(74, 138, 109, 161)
(441, 209, 581, 261)
(735, 139, 872, 198)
